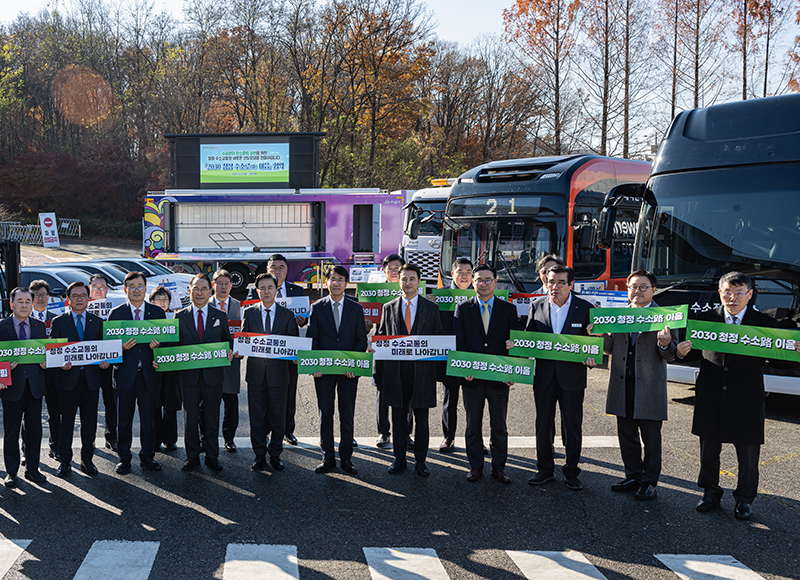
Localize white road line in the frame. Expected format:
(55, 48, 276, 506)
(72, 540, 160, 580)
(222, 544, 299, 579)
(0, 539, 31, 577)
(507, 550, 609, 580)
(364, 547, 450, 580)
(655, 554, 764, 580)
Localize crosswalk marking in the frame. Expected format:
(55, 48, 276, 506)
(507, 551, 609, 580)
(364, 547, 450, 580)
(0, 539, 31, 578)
(655, 554, 763, 580)
(223, 544, 299, 579)
(72, 540, 160, 580)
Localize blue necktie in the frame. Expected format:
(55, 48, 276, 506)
(76, 314, 84, 341)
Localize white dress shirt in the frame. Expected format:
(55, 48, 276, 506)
(549, 293, 573, 335)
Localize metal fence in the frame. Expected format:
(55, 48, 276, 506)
(0, 218, 81, 245)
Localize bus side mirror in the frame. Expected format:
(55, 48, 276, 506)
(597, 183, 645, 250)
(577, 224, 595, 250)
(597, 206, 616, 250)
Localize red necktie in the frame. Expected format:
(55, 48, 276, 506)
(197, 309, 204, 338)
(135, 308, 141, 321)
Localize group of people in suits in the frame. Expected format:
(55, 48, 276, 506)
(2, 254, 796, 522)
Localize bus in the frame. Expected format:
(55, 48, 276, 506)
(439, 155, 651, 292)
(598, 94, 800, 395)
(400, 179, 452, 282)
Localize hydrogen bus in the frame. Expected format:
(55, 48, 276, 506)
(438, 155, 651, 292)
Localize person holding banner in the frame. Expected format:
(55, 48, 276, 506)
(307, 266, 368, 476)
(210, 269, 242, 453)
(107, 272, 165, 475)
(590, 270, 678, 500)
(1, 288, 47, 487)
(524, 265, 595, 490)
(89, 274, 118, 454)
(676, 271, 800, 520)
(52, 281, 109, 478)
(453, 264, 519, 484)
(29, 279, 61, 461)
(149, 286, 181, 453)
(374, 263, 444, 476)
(241, 273, 299, 472)
(175, 273, 234, 473)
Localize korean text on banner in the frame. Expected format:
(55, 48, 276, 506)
(361, 302, 382, 324)
(45, 340, 123, 367)
(445, 351, 534, 385)
(103, 319, 180, 344)
(508, 330, 603, 363)
(431, 289, 508, 312)
(590, 304, 689, 334)
(371, 335, 456, 361)
(510, 293, 546, 316)
(297, 350, 373, 377)
(87, 296, 128, 320)
(357, 282, 427, 304)
(686, 320, 800, 361)
(234, 333, 312, 360)
(153, 342, 232, 372)
(275, 296, 310, 318)
(0, 362, 10, 385)
(0, 338, 68, 364)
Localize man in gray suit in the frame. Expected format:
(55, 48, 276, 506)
(591, 270, 678, 500)
(374, 264, 444, 476)
(210, 269, 242, 453)
(241, 273, 299, 472)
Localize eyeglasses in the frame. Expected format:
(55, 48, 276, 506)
(385, 267, 401, 273)
(627, 285, 652, 292)
(126, 285, 146, 291)
(152, 298, 170, 304)
(474, 278, 495, 285)
(720, 290, 750, 298)
(32, 292, 49, 298)
(191, 286, 211, 293)
(546, 280, 568, 287)
(70, 293, 89, 300)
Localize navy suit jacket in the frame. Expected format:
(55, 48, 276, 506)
(50, 310, 104, 391)
(0, 316, 47, 400)
(241, 303, 299, 387)
(176, 304, 232, 387)
(107, 302, 166, 393)
(306, 295, 367, 354)
(453, 296, 519, 357)
(526, 293, 593, 391)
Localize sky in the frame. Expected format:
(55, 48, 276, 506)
(5, 0, 509, 45)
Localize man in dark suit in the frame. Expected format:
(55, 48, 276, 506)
(210, 269, 242, 453)
(241, 273, 299, 472)
(524, 265, 596, 490)
(107, 271, 165, 475)
(306, 266, 368, 475)
(1, 287, 47, 487)
(592, 270, 678, 500)
(453, 264, 519, 484)
(174, 273, 233, 472)
(375, 263, 444, 476)
(51, 281, 109, 478)
(29, 279, 60, 460)
(677, 271, 800, 520)
(89, 273, 118, 454)
(265, 254, 306, 447)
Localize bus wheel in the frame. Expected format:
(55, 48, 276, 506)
(222, 263, 251, 295)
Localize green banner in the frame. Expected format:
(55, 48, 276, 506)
(590, 304, 689, 333)
(430, 289, 509, 311)
(357, 282, 427, 304)
(103, 319, 180, 344)
(508, 330, 603, 363)
(297, 350, 373, 377)
(0, 339, 68, 364)
(153, 342, 231, 372)
(445, 350, 534, 384)
(686, 320, 800, 361)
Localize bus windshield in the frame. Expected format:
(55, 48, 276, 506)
(634, 163, 800, 280)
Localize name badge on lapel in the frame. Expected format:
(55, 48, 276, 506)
(571, 323, 582, 328)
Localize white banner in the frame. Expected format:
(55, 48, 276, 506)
(234, 333, 312, 360)
(510, 293, 546, 316)
(275, 296, 310, 318)
(39, 212, 60, 248)
(45, 339, 123, 367)
(87, 296, 128, 320)
(371, 335, 456, 361)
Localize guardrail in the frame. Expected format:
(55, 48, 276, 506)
(0, 218, 82, 245)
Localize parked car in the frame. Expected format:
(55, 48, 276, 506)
(56, 261, 130, 289)
(97, 257, 192, 307)
(20, 266, 127, 301)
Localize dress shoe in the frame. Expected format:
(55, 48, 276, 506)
(406, 436, 415, 449)
(224, 440, 237, 453)
(80, 460, 98, 475)
(340, 460, 358, 475)
(270, 457, 285, 471)
(565, 476, 584, 490)
(528, 472, 555, 485)
(163, 443, 178, 452)
(388, 460, 407, 474)
(4, 474, 18, 488)
(205, 457, 224, 471)
(56, 463, 72, 478)
(635, 483, 657, 500)
(24, 470, 46, 483)
(491, 468, 511, 484)
(251, 456, 267, 471)
(352, 439, 358, 448)
(483, 445, 489, 456)
(415, 462, 430, 477)
(611, 477, 640, 493)
(376, 434, 390, 448)
(734, 501, 753, 520)
(48, 449, 60, 461)
(115, 461, 132, 475)
(466, 468, 483, 482)
(314, 460, 337, 474)
(140, 458, 162, 471)
(439, 439, 454, 453)
(181, 457, 201, 472)
(105, 440, 119, 453)
(695, 496, 720, 513)
(284, 433, 298, 446)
